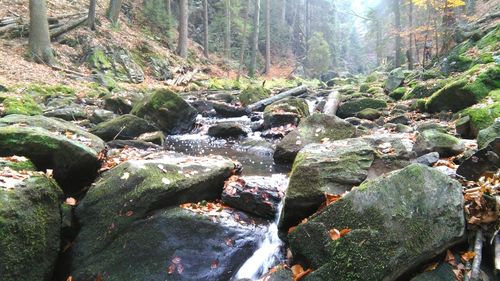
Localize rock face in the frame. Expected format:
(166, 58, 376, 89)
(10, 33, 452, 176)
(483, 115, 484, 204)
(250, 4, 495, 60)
(288, 164, 465, 281)
(222, 175, 286, 219)
(413, 129, 465, 157)
(208, 122, 248, 139)
(0, 115, 105, 193)
(274, 114, 357, 163)
(384, 68, 405, 92)
(71, 154, 248, 280)
(477, 121, 500, 149)
(337, 98, 387, 118)
(0, 158, 63, 281)
(131, 89, 198, 134)
(457, 137, 499, 181)
(89, 114, 158, 141)
(104, 92, 144, 114)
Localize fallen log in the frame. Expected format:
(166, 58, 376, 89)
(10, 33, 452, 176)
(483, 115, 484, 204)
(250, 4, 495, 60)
(50, 16, 88, 39)
(247, 85, 308, 111)
(470, 229, 483, 281)
(323, 91, 341, 116)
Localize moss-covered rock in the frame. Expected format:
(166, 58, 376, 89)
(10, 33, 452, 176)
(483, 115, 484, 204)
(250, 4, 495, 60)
(274, 114, 357, 163)
(337, 98, 387, 118)
(461, 89, 500, 136)
(2, 95, 42, 116)
(384, 68, 405, 93)
(359, 83, 370, 92)
(104, 91, 144, 114)
(0, 158, 63, 281)
(89, 114, 158, 142)
(207, 122, 248, 139)
(413, 129, 465, 157)
(403, 79, 447, 100)
(389, 87, 407, 100)
(426, 64, 500, 112)
(289, 164, 465, 281)
(356, 108, 381, 120)
(477, 120, 500, 149)
(131, 89, 197, 134)
(239, 86, 271, 106)
(263, 97, 310, 128)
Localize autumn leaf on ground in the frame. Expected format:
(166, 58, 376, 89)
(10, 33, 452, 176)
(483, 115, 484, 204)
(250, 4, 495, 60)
(95, 273, 103, 281)
(211, 259, 219, 269)
(66, 276, 73, 281)
(65, 197, 77, 206)
(460, 251, 476, 262)
(328, 228, 351, 240)
(291, 264, 312, 281)
(424, 262, 439, 272)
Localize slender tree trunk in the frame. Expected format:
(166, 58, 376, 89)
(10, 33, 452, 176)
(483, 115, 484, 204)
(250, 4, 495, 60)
(107, 0, 122, 25)
(264, 0, 271, 75)
(225, 0, 231, 62)
(88, 0, 97, 30)
(408, 0, 414, 70)
(376, 20, 382, 66)
(237, 0, 251, 81)
(249, 0, 261, 77)
(203, 0, 209, 58)
(466, 0, 476, 15)
(281, 0, 287, 26)
(177, 0, 189, 59)
(29, 0, 55, 65)
(164, 0, 172, 45)
(393, 0, 402, 68)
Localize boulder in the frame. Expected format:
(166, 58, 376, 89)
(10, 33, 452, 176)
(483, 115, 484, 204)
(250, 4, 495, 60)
(222, 175, 286, 219)
(89, 109, 117, 124)
(263, 97, 310, 128)
(89, 114, 158, 141)
(190, 100, 216, 117)
(212, 101, 250, 118)
(288, 164, 465, 281)
(274, 114, 357, 163)
(457, 137, 499, 181)
(131, 89, 198, 134)
(415, 152, 440, 166)
(208, 122, 248, 138)
(384, 68, 405, 93)
(0, 115, 105, 193)
(337, 98, 387, 118)
(43, 106, 87, 121)
(137, 131, 165, 146)
(403, 79, 447, 100)
(0, 157, 63, 281)
(356, 108, 381, 120)
(477, 121, 500, 149)
(71, 154, 259, 281)
(239, 86, 270, 107)
(413, 129, 465, 157)
(104, 91, 144, 114)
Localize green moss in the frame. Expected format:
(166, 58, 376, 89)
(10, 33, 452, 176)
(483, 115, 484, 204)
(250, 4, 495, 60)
(25, 84, 75, 97)
(239, 86, 271, 106)
(264, 97, 309, 118)
(0, 158, 36, 171)
(88, 48, 112, 70)
(367, 86, 384, 94)
(389, 87, 407, 100)
(365, 73, 379, 83)
(2, 95, 42, 116)
(359, 83, 370, 92)
(337, 98, 387, 118)
(461, 90, 500, 134)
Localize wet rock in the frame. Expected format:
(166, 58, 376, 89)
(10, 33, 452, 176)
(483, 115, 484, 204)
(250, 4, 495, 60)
(43, 106, 87, 121)
(477, 121, 500, 149)
(384, 68, 405, 92)
(396, 124, 413, 133)
(222, 175, 286, 219)
(267, 267, 293, 281)
(0, 157, 63, 281)
(190, 100, 216, 117)
(0, 115, 105, 193)
(413, 129, 465, 157)
(137, 131, 165, 146)
(89, 114, 158, 141)
(131, 89, 198, 134)
(411, 263, 456, 281)
(387, 114, 410, 125)
(337, 98, 387, 118)
(263, 97, 309, 128)
(345, 117, 362, 126)
(71, 155, 250, 281)
(89, 109, 117, 124)
(107, 139, 161, 150)
(289, 164, 465, 281)
(455, 116, 471, 138)
(208, 123, 248, 139)
(415, 152, 440, 166)
(104, 91, 144, 114)
(212, 101, 250, 118)
(457, 137, 499, 181)
(274, 114, 357, 163)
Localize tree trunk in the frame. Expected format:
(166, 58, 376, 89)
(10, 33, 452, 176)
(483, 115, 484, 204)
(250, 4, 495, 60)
(248, 85, 308, 111)
(249, 0, 261, 77)
(281, 0, 287, 26)
(264, 0, 271, 75)
(177, 0, 189, 59)
(107, 0, 122, 25)
(323, 91, 341, 116)
(29, 0, 54, 65)
(87, 0, 97, 30)
(225, 0, 231, 62)
(408, 0, 414, 70)
(393, 0, 402, 68)
(203, 0, 209, 58)
(237, 0, 251, 80)
(466, 0, 476, 16)
(164, 0, 172, 46)
(375, 19, 382, 66)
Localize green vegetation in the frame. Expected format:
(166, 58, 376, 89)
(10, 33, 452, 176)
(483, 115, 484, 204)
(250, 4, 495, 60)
(306, 32, 332, 77)
(239, 86, 270, 106)
(389, 87, 407, 100)
(2, 95, 42, 116)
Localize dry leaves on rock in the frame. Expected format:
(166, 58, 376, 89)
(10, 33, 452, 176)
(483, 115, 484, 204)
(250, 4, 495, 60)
(328, 228, 351, 241)
(291, 264, 312, 281)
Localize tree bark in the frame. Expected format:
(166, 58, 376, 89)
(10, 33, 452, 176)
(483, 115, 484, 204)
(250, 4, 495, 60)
(323, 91, 341, 116)
(225, 0, 231, 62)
(237, 0, 251, 81)
(203, 0, 209, 58)
(393, 0, 402, 68)
(466, 0, 476, 15)
(281, 0, 287, 26)
(87, 0, 97, 30)
(107, 0, 122, 25)
(29, 0, 55, 65)
(408, 0, 414, 70)
(264, 0, 271, 75)
(249, 0, 261, 77)
(177, 0, 189, 59)
(248, 85, 308, 111)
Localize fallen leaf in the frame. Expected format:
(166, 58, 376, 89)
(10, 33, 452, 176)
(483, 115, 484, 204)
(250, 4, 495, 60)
(65, 197, 77, 206)
(291, 264, 312, 281)
(167, 264, 176, 274)
(461, 251, 476, 262)
(424, 262, 439, 272)
(120, 172, 130, 180)
(329, 228, 351, 240)
(95, 273, 103, 281)
(66, 276, 73, 281)
(125, 211, 134, 217)
(211, 259, 219, 269)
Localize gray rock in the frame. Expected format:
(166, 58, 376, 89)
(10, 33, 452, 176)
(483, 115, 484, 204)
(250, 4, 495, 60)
(90, 114, 158, 141)
(477, 121, 500, 149)
(385, 68, 405, 92)
(387, 114, 410, 125)
(337, 98, 388, 118)
(90, 109, 117, 124)
(208, 122, 248, 138)
(415, 152, 440, 166)
(289, 164, 465, 281)
(43, 106, 87, 121)
(413, 129, 465, 157)
(457, 137, 499, 181)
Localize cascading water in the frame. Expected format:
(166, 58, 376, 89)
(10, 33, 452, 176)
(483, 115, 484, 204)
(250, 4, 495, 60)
(234, 195, 287, 280)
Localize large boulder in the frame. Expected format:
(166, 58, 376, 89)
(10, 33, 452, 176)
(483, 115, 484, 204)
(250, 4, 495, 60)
(413, 129, 465, 157)
(131, 89, 198, 134)
(239, 86, 271, 107)
(0, 115, 105, 193)
(104, 91, 145, 115)
(89, 114, 158, 141)
(263, 97, 310, 128)
(337, 98, 387, 119)
(0, 157, 63, 281)
(477, 120, 500, 149)
(208, 122, 248, 139)
(274, 114, 357, 163)
(457, 137, 499, 181)
(71, 154, 246, 280)
(279, 136, 413, 231)
(384, 68, 405, 93)
(288, 164, 465, 281)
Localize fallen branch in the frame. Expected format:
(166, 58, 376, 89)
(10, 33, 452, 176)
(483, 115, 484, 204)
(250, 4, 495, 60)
(50, 65, 87, 77)
(247, 85, 308, 111)
(323, 91, 341, 116)
(50, 16, 88, 39)
(470, 229, 483, 281)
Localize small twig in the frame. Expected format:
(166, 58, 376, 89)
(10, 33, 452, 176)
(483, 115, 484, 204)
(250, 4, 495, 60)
(470, 229, 483, 281)
(113, 126, 127, 141)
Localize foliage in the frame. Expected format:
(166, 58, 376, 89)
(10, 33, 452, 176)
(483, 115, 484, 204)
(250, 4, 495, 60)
(306, 32, 331, 77)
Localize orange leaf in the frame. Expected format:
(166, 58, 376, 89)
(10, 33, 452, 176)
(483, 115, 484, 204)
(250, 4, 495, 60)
(329, 228, 351, 240)
(167, 264, 176, 274)
(461, 251, 476, 262)
(424, 262, 439, 272)
(211, 260, 219, 269)
(65, 197, 77, 206)
(288, 226, 297, 233)
(125, 211, 134, 217)
(66, 276, 73, 281)
(291, 264, 312, 281)
(95, 273, 103, 281)
(325, 193, 342, 205)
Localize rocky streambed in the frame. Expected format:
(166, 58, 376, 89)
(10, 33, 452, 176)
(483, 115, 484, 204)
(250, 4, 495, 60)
(0, 68, 498, 281)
